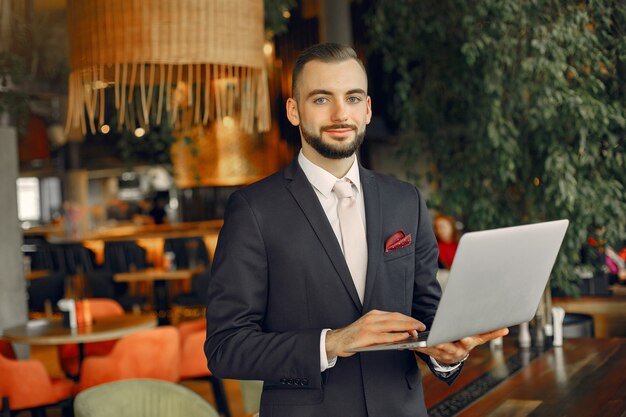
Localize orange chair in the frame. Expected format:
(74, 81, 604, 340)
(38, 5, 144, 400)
(58, 298, 125, 377)
(0, 342, 74, 417)
(76, 326, 180, 393)
(0, 340, 15, 360)
(178, 319, 230, 417)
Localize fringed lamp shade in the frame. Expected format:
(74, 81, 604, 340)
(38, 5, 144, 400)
(66, 0, 271, 135)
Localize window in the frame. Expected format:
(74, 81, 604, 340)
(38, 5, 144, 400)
(17, 177, 41, 222)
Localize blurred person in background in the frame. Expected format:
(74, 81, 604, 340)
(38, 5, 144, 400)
(433, 213, 460, 270)
(581, 224, 626, 285)
(148, 193, 169, 225)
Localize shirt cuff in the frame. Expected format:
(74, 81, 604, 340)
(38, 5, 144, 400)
(320, 329, 337, 372)
(429, 356, 463, 374)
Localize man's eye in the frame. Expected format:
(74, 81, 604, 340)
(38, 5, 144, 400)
(347, 96, 362, 103)
(314, 97, 329, 104)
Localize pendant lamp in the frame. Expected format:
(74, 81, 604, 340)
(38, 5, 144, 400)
(66, 0, 270, 136)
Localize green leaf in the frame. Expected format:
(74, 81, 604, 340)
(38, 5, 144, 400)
(367, 0, 626, 296)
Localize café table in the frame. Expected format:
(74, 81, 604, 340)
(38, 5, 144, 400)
(1, 313, 157, 378)
(114, 267, 203, 325)
(25, 270, 49, 280)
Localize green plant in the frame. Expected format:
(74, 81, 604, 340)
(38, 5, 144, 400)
(265, 0, 298, 39)
(1, 7, 68, 130)
(0, 51, 29, 129)
(78, 83, 175, 167)
(117, 122, 177, 167)
(367, 0, 626, 295)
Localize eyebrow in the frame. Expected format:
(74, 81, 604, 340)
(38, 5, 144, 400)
(306, 88, 367, 99)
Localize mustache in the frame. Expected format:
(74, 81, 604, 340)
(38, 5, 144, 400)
(321, 124, 357, 131)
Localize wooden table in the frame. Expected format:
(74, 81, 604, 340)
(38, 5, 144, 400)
(423, 338, 626, 417)
(45, 220, 222, 266)
(114, 268, 203, 324)
(25, 270, 49, 280)
(2, 314, 157, 345)
(553, 294, 626, 337)
(609, 283, 626, 296)
(1, 313, 157, 378)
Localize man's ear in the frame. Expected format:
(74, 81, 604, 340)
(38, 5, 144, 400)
(286, 98, 300, 126)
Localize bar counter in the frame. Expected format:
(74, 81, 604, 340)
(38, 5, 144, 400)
(33, 219, 224, 243)
(26, 220, 223, 266)
(422, 337, 626, 417)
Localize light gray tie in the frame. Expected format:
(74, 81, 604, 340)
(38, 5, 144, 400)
(334, 179, 368, 303)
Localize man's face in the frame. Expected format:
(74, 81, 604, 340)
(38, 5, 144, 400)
(286, 59, 372, 160)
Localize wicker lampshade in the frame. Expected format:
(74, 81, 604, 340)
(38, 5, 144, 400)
(66, 0, 271, 135)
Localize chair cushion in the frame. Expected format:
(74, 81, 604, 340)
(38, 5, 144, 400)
(179, 330, 211, 379)
(0, 341, 16, 359)
(0, 355, 74, 410)
(76, 327, 180, 393)
(74, 379, 219, 417)
(59, 341, 118, 377)
(51, 377, 74, 402)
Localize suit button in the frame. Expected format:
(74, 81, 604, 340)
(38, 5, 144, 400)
(302, 378, 309, 386)
(294, 378, 301, 386)
(286, 378, 293, 385)
(280, 378, 287, 385)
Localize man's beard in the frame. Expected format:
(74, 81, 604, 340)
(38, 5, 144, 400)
(300, 124, 366, 159)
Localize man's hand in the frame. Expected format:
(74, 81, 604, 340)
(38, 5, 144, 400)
(412, 328, 509, 365)
(325, 310, 426, 360)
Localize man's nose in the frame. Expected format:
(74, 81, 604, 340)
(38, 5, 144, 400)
(331, 102, 348, 122)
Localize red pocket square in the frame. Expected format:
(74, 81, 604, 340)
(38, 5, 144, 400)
(385, 230, 412, 252)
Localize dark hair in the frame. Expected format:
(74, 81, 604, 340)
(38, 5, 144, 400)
(291, 43, 367, 100)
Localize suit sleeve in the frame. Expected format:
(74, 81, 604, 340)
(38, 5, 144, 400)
(204, 191, 323, 388)
(410, 187, 464, 384)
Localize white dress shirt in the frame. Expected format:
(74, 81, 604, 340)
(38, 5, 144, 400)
(297, 151, 366, 250)
(297, 151, 461, 374)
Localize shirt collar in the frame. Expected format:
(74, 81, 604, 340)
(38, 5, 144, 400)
(297, 150, 362, 199)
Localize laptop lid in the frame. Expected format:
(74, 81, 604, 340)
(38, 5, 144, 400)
(350, 219, 569, 352)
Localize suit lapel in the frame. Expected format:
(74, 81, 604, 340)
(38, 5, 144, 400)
(360, 167, 382, 309)
(284, 160, 363, 312)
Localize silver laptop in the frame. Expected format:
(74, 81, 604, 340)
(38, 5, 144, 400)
(350, 219, 569, 352)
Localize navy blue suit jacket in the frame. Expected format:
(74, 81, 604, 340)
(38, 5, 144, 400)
(204, 159, 460, 417)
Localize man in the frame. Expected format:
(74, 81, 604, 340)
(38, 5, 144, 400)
(204, 43, 507, 417)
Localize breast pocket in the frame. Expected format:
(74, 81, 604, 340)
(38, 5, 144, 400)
(381, 243, 414, 312)
(382, 244, 413, 261)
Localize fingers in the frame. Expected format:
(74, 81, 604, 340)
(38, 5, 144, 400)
(413, 328, 510, 364)
(413, 342, 468, 364)
(459, 328, 509, 349)
(329, 311, 426, 358)
(488, 327, 509, 338)
(358, 329, 421, 346)
(360, 310, 426, 332)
